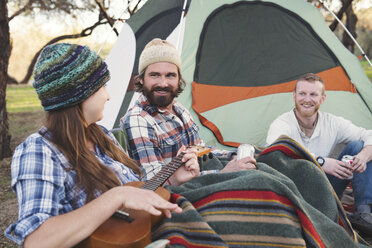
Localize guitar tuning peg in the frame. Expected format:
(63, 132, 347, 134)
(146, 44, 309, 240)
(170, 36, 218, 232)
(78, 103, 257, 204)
(198, 157, 202, 164)
(208, 153, 213, 159)
(202, 154, 208, 161)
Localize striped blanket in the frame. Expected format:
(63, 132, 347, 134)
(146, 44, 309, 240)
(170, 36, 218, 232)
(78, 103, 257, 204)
(153, 136, 371, 248)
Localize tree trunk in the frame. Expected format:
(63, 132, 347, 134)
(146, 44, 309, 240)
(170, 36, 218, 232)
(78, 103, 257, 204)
(342, 5, 357, 53)
(329, 0, 353, 31)
(0, 0, 12, 159)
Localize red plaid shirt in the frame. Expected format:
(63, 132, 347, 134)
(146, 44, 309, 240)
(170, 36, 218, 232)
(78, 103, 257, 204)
(121, 95, 232, 181)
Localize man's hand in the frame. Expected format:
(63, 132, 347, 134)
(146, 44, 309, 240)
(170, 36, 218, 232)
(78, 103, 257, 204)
(322, 157, 353, 179)
(220, 156, 256, 173)
(169, 147, 200, 185)
(352, 152, 368, 173)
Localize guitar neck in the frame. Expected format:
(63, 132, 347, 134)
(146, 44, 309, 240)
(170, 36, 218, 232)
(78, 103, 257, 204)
(142, 152, 185, 191)
(112, 146, 209, 222)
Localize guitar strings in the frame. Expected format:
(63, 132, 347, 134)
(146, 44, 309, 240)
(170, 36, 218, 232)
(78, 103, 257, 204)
(143, 152, 185, 190)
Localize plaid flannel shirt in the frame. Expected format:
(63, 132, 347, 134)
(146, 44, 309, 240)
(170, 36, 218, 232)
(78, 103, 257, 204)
(5, 126, 139, 245)
(121, 94, 233, 181)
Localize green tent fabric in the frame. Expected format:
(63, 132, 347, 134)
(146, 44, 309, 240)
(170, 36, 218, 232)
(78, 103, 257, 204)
(111, 127, 129, 152)
(178, 0, 372, 148)
(104, 0, 372, 148)
(195, 2, 339, 86)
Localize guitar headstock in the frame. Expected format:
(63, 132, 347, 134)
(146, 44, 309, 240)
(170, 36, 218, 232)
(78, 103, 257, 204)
(188, 145, 211, 157)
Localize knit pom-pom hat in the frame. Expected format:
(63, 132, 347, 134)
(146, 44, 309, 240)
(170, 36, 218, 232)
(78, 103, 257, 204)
(33, 43, 110, 111)
(138, 38, 181, 73)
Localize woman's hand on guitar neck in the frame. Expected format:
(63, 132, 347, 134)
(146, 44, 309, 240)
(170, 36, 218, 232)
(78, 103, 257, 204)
(119, 186, 182, 218)
(169, 147, 200, 186)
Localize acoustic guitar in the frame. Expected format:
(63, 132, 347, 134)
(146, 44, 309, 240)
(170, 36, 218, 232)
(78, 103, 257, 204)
(77, 146, 210, 248)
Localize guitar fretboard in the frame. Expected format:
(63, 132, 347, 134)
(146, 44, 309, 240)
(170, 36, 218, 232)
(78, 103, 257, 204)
(142, 152, 186, 191)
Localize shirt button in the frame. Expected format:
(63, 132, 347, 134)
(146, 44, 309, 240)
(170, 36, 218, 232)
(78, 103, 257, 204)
(122, 169, 127, 174)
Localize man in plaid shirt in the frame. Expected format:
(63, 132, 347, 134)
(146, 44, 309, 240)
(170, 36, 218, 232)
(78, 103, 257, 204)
(121, 38, 256, 181)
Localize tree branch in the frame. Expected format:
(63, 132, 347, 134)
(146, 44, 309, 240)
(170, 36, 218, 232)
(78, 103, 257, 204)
(9, 1, 32, 21)
(128, 0, 142, 16)
(95, 0, 118, 36)
(17, 20, 108, 84)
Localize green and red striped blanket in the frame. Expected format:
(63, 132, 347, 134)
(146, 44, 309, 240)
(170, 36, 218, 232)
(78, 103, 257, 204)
(153, 136, 370, 248)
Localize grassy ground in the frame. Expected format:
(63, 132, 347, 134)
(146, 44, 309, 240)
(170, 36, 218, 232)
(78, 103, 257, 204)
(0, 70, 371, 247)
(5, 86, 42, 113)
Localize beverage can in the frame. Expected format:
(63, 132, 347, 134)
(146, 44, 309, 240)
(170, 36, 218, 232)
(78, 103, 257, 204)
(341, 155, 354, 179)
(236, 144, 255, 160)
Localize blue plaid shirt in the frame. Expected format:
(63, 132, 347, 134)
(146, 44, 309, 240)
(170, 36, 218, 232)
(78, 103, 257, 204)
(121, 95, 234, 181)
(5, 126, 139, 245)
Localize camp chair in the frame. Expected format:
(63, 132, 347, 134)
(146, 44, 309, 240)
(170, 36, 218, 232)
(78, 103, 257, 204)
(111, 127, 129, 153)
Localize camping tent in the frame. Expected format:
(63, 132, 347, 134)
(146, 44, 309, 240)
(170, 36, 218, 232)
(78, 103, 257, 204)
(99, 0, 372, 149)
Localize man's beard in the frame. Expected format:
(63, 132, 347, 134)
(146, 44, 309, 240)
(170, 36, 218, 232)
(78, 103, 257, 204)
(295, 101, 320, 118)
(143, 85, 179, 108)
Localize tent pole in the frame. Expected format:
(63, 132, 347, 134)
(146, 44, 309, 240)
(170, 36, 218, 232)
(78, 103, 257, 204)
(317, 0, 372, 67)
(176, 0, 188, 51)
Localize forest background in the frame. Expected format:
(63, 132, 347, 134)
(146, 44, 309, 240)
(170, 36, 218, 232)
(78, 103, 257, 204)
(1, 0, 372, 247)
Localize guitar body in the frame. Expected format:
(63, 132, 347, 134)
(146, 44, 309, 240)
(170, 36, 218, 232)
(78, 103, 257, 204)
(77, 146, 210, 248)
(77, 182, 170, 248)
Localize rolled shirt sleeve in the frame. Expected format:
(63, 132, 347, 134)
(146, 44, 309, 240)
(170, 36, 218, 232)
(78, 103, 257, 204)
(5, 126, 139, 245)
(333, 115, 372, 147)
(5, 135, 67, 245)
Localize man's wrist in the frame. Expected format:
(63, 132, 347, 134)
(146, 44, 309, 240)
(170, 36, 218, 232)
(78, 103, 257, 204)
(316, 156, 325, 166)
(200, 169, 220, 175)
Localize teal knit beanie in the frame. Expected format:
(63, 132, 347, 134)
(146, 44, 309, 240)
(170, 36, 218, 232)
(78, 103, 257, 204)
(33, 43, 110, 111)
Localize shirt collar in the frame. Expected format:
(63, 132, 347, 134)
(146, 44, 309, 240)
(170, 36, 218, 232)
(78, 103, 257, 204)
(292, 109, 323, 139)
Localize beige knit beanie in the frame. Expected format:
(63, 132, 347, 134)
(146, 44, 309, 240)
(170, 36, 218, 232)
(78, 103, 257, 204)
(138, 38, 181, 73)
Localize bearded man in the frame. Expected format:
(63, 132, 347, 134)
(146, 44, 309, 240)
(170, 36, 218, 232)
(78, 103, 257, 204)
(121, 38, 256, 182)
(266, 73, 372, 235)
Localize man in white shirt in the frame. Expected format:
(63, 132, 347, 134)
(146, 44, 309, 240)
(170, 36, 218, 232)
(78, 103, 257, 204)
(266, 73, 372, 235)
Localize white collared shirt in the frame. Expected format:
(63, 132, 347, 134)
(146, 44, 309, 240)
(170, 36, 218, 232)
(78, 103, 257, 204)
(266, 109, 372, 157)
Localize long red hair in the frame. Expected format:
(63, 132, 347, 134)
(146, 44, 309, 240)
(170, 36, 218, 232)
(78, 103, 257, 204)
(45, 105, 141, 202)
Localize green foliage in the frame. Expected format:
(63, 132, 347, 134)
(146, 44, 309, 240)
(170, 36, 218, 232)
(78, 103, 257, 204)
(361, 60, 372, 81)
